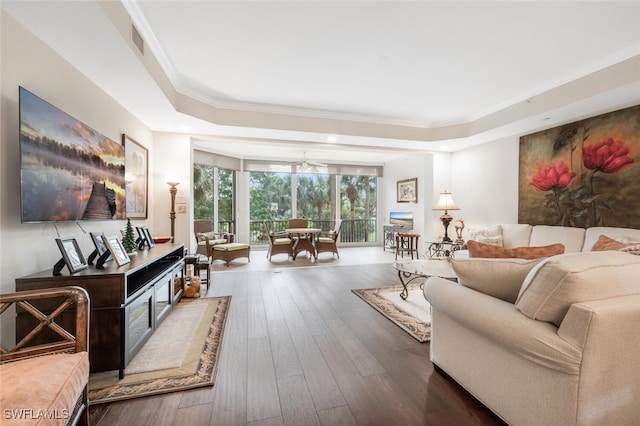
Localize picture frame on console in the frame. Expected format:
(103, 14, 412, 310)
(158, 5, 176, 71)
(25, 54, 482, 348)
(397, 178, 418, 203)
(90, 231, 108, 255)
(88, 231, 110, 265)
(136, 226, 154, 249)
(103, 235, 131, 267)
(55, 238, 88, 274)
(123, 134, 148, 219)
(143, 227, 155, 248)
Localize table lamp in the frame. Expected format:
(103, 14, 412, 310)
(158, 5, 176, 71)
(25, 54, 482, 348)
(433, 191, 460, 242)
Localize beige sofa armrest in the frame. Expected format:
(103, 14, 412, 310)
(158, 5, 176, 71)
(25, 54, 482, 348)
(559, 294, 640, 349)
(557, 294, 640, 423)
(424, 277, 581, 373)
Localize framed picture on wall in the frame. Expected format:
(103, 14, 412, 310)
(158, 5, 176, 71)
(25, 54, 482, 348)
(123, 134, 148, 219)
(397, 178, 418, 203)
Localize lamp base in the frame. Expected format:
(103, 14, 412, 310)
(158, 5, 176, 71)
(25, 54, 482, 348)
(440, 214, 453, 243)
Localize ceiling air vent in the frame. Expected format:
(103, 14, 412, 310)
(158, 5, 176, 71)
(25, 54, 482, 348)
(131, 23, 144, 55)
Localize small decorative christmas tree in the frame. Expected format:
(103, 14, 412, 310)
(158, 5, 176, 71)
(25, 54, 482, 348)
(122, 218, 137, 253)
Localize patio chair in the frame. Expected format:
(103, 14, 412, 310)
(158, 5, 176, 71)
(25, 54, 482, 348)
(194, 220, 233, 257)
(264, 221, 293, 261)
(317, 220, 342, 258)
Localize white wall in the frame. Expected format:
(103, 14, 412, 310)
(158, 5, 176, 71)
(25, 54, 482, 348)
(151, 132, 192, 249)
(382, 141, 521, 246)
(1, 11, 152, 343)
(450, 136, 520, 237)
(383, 151, 461, 246)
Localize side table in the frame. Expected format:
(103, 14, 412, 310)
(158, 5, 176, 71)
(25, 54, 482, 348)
(184, 254, 211, 288)
(426, 241, 463, 259)
(395, 232, 420, 260)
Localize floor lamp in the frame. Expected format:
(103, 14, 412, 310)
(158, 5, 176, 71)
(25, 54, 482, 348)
(433, 191, 460, 242)
(167, 181, 179, 242)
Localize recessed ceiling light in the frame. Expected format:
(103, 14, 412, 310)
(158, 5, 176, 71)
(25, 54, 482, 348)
(327, 135, 337, 142)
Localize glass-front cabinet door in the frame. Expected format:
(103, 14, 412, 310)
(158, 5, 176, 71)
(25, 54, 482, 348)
(155, 272, 172, 325)
(125, 286, 154, 365)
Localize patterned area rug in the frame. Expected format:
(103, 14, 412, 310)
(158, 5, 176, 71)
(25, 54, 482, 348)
(352, 283, 431, 342)
(88, 296, 230, 405)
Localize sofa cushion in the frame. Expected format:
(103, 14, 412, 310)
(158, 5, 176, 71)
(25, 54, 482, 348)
(515, 251, 640, 326)
(0, 352, 89, 424)
(450, 257, 544, 303)
(213, 242, 249, 251)
(468, 240, 565, 260)
(499, 224, 533, 248)
(529, 225, 585, 253)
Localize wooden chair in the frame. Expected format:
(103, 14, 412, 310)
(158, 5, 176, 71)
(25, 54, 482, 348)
(317, 220, 342, 258)
(264, 221, 293, 261)
(1, 286, 90, 426)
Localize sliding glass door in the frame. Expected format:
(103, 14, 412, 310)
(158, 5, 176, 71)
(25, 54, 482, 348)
(193, 164, 235, 233)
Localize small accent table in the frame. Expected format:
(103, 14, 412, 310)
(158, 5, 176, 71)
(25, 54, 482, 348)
(395, 232, 420, 260)
(426, 240, 464, 259)
(392, 259, 457, 300)
(286, 228, 322, 260)
(184, 254, 211, 287)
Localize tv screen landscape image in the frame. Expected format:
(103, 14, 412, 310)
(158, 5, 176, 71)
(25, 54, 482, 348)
(390, 211, 413, 228)
(19, 87, 126, 222)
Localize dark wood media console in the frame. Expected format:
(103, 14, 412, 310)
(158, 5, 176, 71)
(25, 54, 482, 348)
(15, 243, 185, 378)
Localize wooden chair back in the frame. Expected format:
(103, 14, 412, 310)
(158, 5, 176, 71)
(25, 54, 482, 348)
(1, 286, 89, 362)
(288, 218, 308, 229)
(194, 220, 213, 235)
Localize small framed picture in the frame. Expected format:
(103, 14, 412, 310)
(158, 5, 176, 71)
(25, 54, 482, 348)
(143, 227, 155, 248)
(103, 235, 131, 267)
(135, 226, 148, 248)
(55, 238, 88, 274)
(90, 231, 108, 255)
(397, 178, 418, 203)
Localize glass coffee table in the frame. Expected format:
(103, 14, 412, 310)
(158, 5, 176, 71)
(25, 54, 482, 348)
(392, 259, 457, 300)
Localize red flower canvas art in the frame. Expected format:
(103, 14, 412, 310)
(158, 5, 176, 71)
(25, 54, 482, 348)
(519, 104, 639, 228)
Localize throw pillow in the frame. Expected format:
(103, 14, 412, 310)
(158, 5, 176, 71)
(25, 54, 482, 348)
(475, 235, 504, 246)
(451, 257, 544, 303)
(515, 251, 640, 326)
(591, 235, 640, 251)
(468, 240, 565, 259)
(619, 244, 640, 256)
(468, 225, 503, 246)
(196, 231, 218, 242)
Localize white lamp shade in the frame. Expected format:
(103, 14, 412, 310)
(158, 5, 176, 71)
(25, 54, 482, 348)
(433, 191, 459, 211)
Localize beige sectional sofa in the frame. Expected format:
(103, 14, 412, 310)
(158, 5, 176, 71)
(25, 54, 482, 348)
(423, 225, 640, 426)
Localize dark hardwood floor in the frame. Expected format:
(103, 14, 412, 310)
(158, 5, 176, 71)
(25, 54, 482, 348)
(89, 261, 504, 425)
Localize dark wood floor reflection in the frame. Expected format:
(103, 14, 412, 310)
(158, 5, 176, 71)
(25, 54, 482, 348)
(90, 261, 504, 425)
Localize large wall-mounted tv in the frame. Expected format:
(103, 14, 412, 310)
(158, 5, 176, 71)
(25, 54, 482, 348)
(19, 87, 126, 223)
(390, 211, 413, 228)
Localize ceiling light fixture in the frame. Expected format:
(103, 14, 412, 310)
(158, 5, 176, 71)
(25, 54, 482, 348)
(327, 136, 337, 142)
